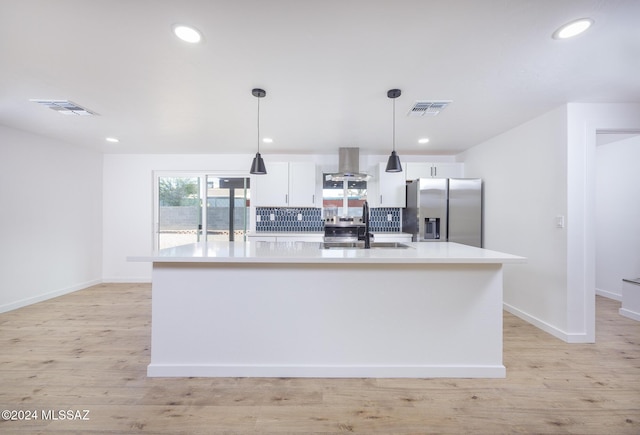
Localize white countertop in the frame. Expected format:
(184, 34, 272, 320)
(129, 241, 526, 265)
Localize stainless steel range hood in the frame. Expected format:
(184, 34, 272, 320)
(326, 147, 370, 181)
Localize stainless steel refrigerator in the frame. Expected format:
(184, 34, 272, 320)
(402, 178, 483, 247)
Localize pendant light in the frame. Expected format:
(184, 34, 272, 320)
(385, 88, 402, 173)
(249, 88, 267, 175)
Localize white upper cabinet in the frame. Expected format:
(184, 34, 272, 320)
(251, 162, 289, 206)
(288, 162, 318, 207)
(252, 162, 318, 207)
(369, 163, 406, 207)
(405, 162, 464, 180)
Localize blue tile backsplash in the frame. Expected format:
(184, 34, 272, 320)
(256, 208, 324, 232)
(369, 207, 401, 232)
(256, 207, 401, 232)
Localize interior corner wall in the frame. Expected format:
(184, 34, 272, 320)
(0, 125, 103, 313)
(595, 135, 640, 299)
(460, 106, 570, 340)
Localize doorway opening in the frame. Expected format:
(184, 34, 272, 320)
(594, 130, 640, 300)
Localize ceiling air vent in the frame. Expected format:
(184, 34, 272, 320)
(29, 99, 96, 116)
(407, 100, 452, 117)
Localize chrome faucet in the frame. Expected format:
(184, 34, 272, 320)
(359, 200, 372, 249)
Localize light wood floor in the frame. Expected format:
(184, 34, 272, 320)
(1, 283, 639, 434)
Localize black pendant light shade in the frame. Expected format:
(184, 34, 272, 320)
(386, 88, 403, 173)
(250, 152, 267, 175)
(249, 88, 267, 175)
(385, 150, 402, 172)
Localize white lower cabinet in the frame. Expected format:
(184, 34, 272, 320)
(247, 235, 277, 242)
(373, 233, 412, 243)
(276, 234, 323, 243)
(248, 234, 323, 243)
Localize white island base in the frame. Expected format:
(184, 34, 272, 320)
(138, 242, 524, 378)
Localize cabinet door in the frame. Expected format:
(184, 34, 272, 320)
(247, 235, 277, 242)
(405, 162, 464, 179)
(377, 163, 406, 207)
(405, 162, 433, 180)
(277, 234, 324, 242)
(251, 162, 289, 207)
(372, 233, 412, 243)
(432, 163, 464, 178)
(288, 162, 317, 207)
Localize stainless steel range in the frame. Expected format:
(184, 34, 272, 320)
(323, 216, 365, 242)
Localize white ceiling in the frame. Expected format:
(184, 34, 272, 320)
(1, 0, 639, 156)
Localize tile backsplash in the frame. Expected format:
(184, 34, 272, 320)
(256, 208, 323, 232)
(369, 207, 401, 232)
(255, 207, 401, 232)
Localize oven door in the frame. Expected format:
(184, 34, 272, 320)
(324, 224, 363, 242)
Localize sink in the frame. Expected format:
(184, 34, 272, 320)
(320, 241, 411, 249)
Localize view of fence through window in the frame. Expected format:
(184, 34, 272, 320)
(157, 175, 250, 250)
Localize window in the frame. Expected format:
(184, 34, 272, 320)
(154, 172, 250, 250)
(322, 174, 367, 218)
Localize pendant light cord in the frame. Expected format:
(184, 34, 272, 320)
(257, 97, 261, 154)
(392, 97, 396, 152)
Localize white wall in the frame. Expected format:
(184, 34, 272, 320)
(460, 106, 570, 339)
(0, 126, 103, 312)
(595, 135, 640, 299)
(102, 152, 456, 281)
(461, 103, 640, 343)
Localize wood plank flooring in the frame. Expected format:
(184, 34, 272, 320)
(0, 283, 638, 434)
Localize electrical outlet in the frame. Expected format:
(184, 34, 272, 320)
(556, 215, 565, 228)
(256, 215, 261, 222)
(270, 213, 275, 221)
(297, 213, 303, 221)
(387, 214, 393, 221)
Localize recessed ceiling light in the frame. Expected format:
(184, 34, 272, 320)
(173, 25, 202, 43)
(105, 137, 119, 143)
(552, 18, 593, 40)
(262, 137, 273, 143)
(418, 138, 430, 144)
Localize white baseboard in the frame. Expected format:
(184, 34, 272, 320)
(503, 302, 592, 343)
(102, 277, 151, 283)
(147, 363, 507, 379)
(596, 287, 622, 301)
(0, 279, 102, 314)
(619, 308, 640, 321)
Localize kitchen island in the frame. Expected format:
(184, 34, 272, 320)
(130, 241, 525, 378)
